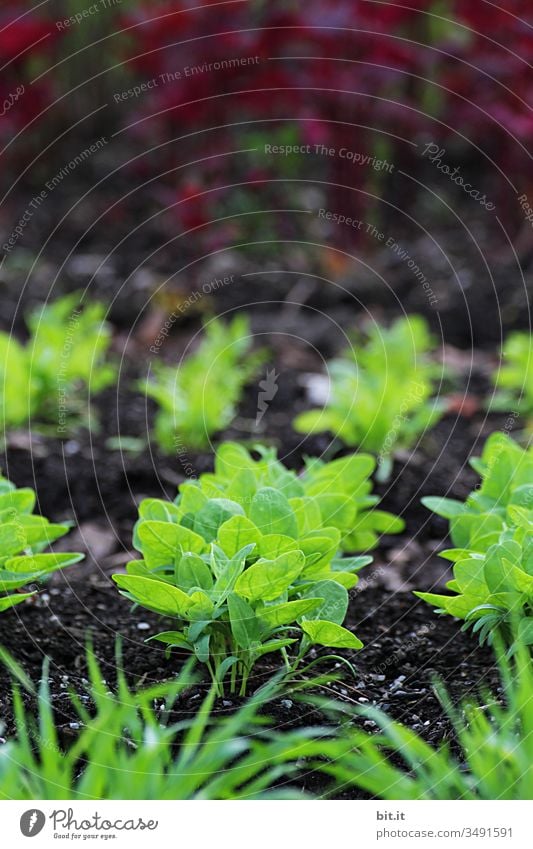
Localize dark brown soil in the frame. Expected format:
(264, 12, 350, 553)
(0, 570, 499, 799)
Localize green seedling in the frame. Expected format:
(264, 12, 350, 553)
(0, 474, 83, 612)
(294, 315, 444, 478)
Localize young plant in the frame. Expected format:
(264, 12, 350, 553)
(179, 440, 404, 552)
(491, 331, 533, 423)
(143, 315, 264, 452)
(0, 474, 83, 611)
(115, 542, 362, 696)
(113, 442, 404, 693)
(0, 292, 115, 434)
(0, 647, 332, 800)
(416, 433, 533, 647)
(293, 316, 444, 477)
(314, 642, 533, 801)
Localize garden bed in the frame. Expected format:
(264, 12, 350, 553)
(0, 275, 508, 777)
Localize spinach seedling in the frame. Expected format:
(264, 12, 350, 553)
(490, 331, 533, 427)
(416, 433, 533, 648)
(0, 292, 115, 434)
(294, 316, 444, 478)
(113, 441, 403, 693)
(0, 475, 83, 612)
(142, 315, 264, 452)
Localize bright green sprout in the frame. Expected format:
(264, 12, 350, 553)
(491, 331, 533, 425)
(113, 442, 404, 694)
(293, 315, 444, 477)
(0, 474, 83, 612)
(142, 315, 264, 452)
(0, 292, 115, 434)
(416, 433, 533, 648)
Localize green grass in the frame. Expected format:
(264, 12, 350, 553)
(0, 648, 333, 800)
(311, 643, 533, 800)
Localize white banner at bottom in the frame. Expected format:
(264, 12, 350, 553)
(1, 800, 530, 848)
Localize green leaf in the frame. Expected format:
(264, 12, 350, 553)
(192, 498, 245, 543)
(0, 524, 31, 558)
(299, 529, 340, 574)
(218, 515, 262, 557)
(193, 633, 211, 664)
(331, 555, 372, 573)
(186, 590, 214, 619)
(301, 619, 363, 649)
(257, 597, 323, 630)
(212, 546, 250, 604)
(113, 574, 191, 617)
(15, 519, 69, 550)
(517, 619, 533, 645)
(249, 488, 299, 538)
(5, 552, 84, 574)
(227, 593, 261, 650)
(257, 534, 296, 559)
(254, 638, 297, 658)
(483, 541, 521, 593)
(235, 550, 305, 602)
(288, 497, 322, 535)
(414, 591, 484, 619)
(422, 497, 465, 519)
(138, 498, 182, 523)
(176, 484, 208, 515)
(293, 409, 331, 436)
(148, 631, 193, 650)
(0, 592, 35, 612)
(302, 580, 348, 624)
(313, 494, 357, 532)
(125, 560, 155, 578)
(137, 521, 206, 568)
(176, 552, 213, 592)
(329, 571, 359, 590)
(453, 558, 489, 596)
(0, 488, 35, 514)
(214, 442, 255, 478)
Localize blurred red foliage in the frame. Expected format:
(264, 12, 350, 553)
(1, 1, 532, 242)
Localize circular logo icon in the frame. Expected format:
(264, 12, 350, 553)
(20, 810, 46, 837)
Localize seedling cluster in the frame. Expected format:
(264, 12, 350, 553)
(0, 474, 83, 611)
(0, 293, 115, 434)
(142, 316, 264, 451)
(113, 442, 403, 693)
(293, 316, 445, 476)
(417, 434, 533, 648)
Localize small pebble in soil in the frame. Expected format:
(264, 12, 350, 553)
(64, 441, 80, 455)
(69, 722, 81, 730)
(281, 699, 293, 710)
(389, 675, 406, 692)
(222, 700, 233, 707)
(136, 622, 150, 631)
